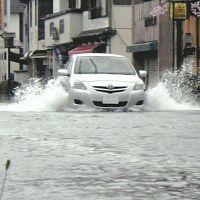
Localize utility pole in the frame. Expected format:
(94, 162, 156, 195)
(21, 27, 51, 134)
(196, 16, 199, 75)
(172, 2, 175, 72)
(176, 20, 183, 70)
(170, 0, 187, 71)
(108, 0, 112, 53)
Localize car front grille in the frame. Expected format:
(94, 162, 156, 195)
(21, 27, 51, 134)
(93, 101, 127, 107)
(93, 86, 127, 94)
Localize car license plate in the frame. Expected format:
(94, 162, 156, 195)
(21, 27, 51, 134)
(103, 96, 119, 104)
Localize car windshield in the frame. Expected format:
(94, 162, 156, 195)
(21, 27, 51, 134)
(74, 56, 136, 75)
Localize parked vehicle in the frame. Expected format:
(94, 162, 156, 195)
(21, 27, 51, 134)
(57, 53, 146, 110)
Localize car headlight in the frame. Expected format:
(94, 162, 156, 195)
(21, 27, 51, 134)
(73, 81, 87, 90)
(133, 82, 144, 90)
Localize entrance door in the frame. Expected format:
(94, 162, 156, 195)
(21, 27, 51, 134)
(144, 56, 159, 88)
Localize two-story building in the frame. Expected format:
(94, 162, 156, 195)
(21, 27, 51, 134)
(44, 0, 133, 78)
(19, 0, 53, 80)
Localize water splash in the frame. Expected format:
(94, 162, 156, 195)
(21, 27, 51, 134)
(145, 71, 200, 111)
(0, 78, 68, 112)
(0, 71, 199, 112)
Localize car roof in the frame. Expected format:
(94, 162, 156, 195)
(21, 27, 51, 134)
(73, 53, 125, 58)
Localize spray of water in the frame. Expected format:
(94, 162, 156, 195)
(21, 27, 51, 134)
(0, 78, 68, 112)
(145, 71, 200, 111)
(0, 71, 199, 112)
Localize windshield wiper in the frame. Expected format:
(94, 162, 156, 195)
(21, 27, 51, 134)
(89, 58, 97, 73)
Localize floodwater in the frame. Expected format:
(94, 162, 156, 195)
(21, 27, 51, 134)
(0, 75, 200, 200)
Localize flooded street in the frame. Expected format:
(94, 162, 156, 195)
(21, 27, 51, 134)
(0, 78, 200, 200)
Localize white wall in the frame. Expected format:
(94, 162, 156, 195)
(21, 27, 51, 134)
(3, 14, 20, 77)
(4, 14, 19, 39)
(134, 0, 159, 43)
(111, 5, 132, 62)
(69, 13, 83, 38)
(53, 0, 68, 13)
(45, 13, 82, 47)
(83, 12, 109, 31)
(111, 29, 132, 62)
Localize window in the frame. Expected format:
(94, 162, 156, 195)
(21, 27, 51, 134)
(59, 19, 64, 34)
(38, 0, 53, 40)
(50, 22, 54, 36)
(69, 0, 76, 8)
(89, 0, 108, 19)
(81, 0, 89, 10)
(35, 0, 37, 26)
(69, 0, 81, 9)
(113, 0, 132, 5)
(101, 0, 107, 16)
(30, 1, 32, 27)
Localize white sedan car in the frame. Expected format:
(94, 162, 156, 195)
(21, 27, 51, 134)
(58, 53, 146, 110)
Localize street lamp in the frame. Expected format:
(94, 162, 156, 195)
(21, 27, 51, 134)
(196, 16, 199, 75)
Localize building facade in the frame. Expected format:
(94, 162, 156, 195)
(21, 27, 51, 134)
(44, 0, 133, 78)
(19, 0, 53, 80)
(127, 0, 173, 87)
(2, 0, 199, 86)
(0, 0, 27, 84)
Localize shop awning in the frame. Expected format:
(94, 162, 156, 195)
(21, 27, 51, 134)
(29, 50, 47, 59)
(72, 27, 116, 43)
(68, 44, 100, 57)
(20, 50, 47, 60)
(20, 51, 31, 60)
(10, 51, 27, 64)
(126, 41, 158, 53)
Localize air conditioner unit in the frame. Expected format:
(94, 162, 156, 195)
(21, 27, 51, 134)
(184, 33, 192, 47)
(52, 27, 59, 40)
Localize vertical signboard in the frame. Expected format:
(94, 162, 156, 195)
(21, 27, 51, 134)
(170, 2, 188, 20)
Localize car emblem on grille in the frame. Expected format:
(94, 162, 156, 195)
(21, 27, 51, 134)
(107, 84, 114, 90)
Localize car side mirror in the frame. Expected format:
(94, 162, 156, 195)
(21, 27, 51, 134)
(139, 70, 147, 78)
(58, 69, 70, 76)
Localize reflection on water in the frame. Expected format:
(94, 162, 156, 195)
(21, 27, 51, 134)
(0, 111, 200, 200)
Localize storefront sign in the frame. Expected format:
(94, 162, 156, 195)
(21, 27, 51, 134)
(170, 2, 188, 20)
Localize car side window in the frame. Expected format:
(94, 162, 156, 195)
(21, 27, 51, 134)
(65, 58, 74, 75)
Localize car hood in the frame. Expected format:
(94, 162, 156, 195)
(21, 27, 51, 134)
(72, 74, 141, 84)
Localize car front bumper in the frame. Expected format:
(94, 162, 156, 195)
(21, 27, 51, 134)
(68, 87, 145, 109)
